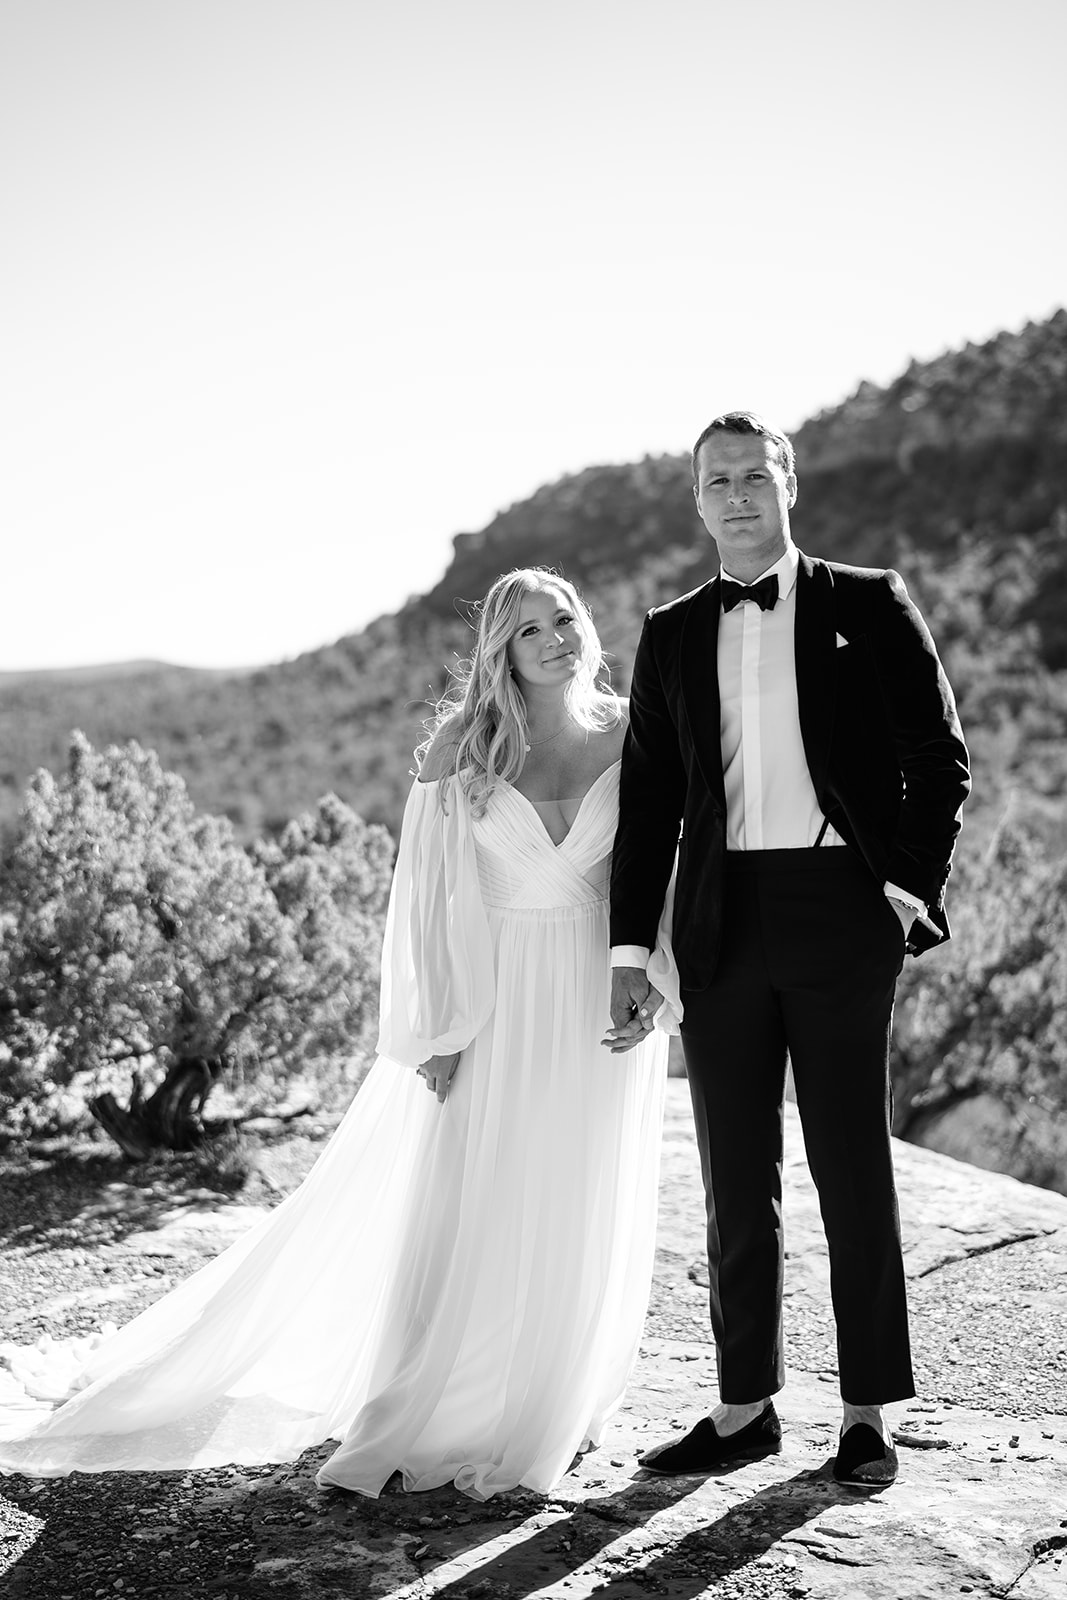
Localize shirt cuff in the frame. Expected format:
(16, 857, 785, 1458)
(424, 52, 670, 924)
(884, 882, 926, 917)
(611, 945, 651, 969)
(884, 882, 939, 936)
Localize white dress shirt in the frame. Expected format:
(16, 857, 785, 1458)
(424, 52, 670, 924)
(718, 544, 842, 851)
(612, 542, 927, 970)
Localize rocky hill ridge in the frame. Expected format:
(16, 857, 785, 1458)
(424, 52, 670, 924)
(2, 308, 1065, 844)
(795, 308, 1067, 471)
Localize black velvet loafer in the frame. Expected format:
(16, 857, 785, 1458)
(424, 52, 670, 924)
(639, 1404, 782, 1476)
(832, 1423, 899, 1486)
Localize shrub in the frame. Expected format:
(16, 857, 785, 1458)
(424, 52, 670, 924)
(0, 734, 392, 1153)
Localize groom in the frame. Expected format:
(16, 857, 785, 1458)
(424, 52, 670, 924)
(605, 411, 970, 1485)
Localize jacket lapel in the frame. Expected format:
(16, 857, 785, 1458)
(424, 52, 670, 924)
(794, 553, 838, 802)
(679, 578, 726, 809)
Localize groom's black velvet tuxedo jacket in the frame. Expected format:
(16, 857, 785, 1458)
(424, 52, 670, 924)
(610, 552, 971, 992)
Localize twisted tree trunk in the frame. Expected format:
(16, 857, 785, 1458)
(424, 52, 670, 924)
(90, 1056, 224, 1159)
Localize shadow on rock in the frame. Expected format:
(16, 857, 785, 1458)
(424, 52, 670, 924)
(390, 1474, 697, 1600)
(0, 1137, 256, 1252)
(1, 1451, 334, 1598)
(408, 1466, 867, 1599)
(589, 1467, 876, 1597)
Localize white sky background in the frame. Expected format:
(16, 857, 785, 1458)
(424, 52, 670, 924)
(2, 0, 1064, 671)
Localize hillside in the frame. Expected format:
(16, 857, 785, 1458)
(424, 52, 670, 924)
(3, 313, 1067, 1195)
(2, 310, 1065, 853)
(797, 309, 1067, 469)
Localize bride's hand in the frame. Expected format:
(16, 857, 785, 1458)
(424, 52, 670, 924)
(417, 1053, 461, 1102)
(602, 969, 664, 1053)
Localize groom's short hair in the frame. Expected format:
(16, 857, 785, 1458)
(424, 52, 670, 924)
(691, 412, 796, 481)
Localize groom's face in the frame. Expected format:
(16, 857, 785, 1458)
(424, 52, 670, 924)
(693, 433, 797, 575)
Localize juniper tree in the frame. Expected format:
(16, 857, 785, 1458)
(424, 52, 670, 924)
(0, 733, 392, 1155)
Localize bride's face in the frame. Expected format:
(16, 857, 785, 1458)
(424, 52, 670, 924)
(506, 588, 583, 694)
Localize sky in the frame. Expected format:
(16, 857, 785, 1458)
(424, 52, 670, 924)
(2, 0, 1064, 672)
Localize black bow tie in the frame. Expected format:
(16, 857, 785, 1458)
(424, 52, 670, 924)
(721, 573, 779, 613)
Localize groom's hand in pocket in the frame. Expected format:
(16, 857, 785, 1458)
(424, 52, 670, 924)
(602, 967, 663, 1054)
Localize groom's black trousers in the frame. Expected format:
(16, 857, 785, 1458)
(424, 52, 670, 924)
(679, 847, 915, 1405)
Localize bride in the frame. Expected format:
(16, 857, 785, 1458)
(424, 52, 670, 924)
(0, 567, 673, 1499)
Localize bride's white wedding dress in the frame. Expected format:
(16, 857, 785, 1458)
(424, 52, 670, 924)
(0, 762, 671, 1498)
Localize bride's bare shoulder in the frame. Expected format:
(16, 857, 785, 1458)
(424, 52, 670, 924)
(602, 696, 629, 758)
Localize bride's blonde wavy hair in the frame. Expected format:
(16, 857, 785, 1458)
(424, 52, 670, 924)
(417, 567, 622, 815)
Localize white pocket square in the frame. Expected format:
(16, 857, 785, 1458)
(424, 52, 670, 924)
(835, 632, 849, 648)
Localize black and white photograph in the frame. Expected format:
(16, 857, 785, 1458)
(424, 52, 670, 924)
(1, 1, 1065, 1595)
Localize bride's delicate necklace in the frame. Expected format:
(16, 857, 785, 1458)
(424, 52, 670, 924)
(524, 725, 568, 753)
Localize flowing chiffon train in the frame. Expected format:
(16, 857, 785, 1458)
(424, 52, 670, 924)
(0, 763, 669, 1497)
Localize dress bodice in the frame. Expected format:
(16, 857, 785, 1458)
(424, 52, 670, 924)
(471, 762, 620, 911)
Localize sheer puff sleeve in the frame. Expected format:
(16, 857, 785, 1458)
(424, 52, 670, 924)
(375, 777, 496, 1070)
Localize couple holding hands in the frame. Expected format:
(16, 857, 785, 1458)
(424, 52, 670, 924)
(0, 412, 969, 1498)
